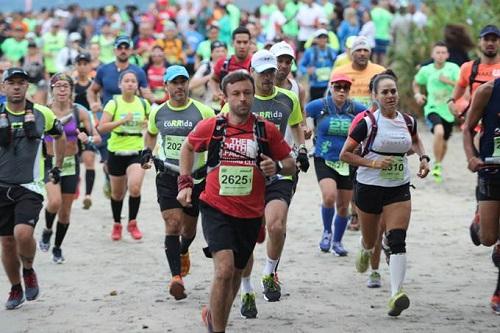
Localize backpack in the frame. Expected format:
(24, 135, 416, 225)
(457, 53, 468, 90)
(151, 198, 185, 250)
(206, 115, 270, 172)
(468, 58, 488, 92)
(361, 111, 415, 157)
(313, 46, 335, 66)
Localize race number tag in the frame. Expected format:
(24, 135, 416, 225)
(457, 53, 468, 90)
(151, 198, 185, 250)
(218, 166, 253, 196)
(494, 136, 500, 157)
(325, 160, 349, 176)
(164, 135, 185, 160)
(380, 157, 404, 181)
(315, 67, 331, 82)
(60, 156, 76, 177)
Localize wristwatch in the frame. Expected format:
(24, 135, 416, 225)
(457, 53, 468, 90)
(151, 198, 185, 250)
(419, 155, 430, 162)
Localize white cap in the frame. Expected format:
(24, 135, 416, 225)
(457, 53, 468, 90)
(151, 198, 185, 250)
(314, 28, 329, 38)
(251, 50, 277, 73)
(318, 17, 329, 25)
(350, 36, 371, 54)
(69, 32, 82, 42)
(269, 41, 295, 59)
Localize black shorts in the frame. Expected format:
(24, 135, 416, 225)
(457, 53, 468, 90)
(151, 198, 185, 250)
(477, 177, 500, 201)
(107, 151, 141, 176)
(265, 179, 294, 206)
(427, 113, 454, 140)
(355, 182, 411, 214)
(44, 155, 80, 194)
(0, 185, 43, 236)
(314, 157, 353, 190)
(200, 201, 262, 269)
(156, 171, 205, 217)
(309, 86, 327, 101)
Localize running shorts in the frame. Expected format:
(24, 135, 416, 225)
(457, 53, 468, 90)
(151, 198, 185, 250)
(107, 151, 141, 176)
(374, 39, 390, 54)
(314, 157, 353, 190)
(44, 155, 80, 194)
(156, 171, 205, 217)
(265, 179, 294, 206)
(355, 182, 411, 214)
(426, 113, 454, 141)
(200, 201, 262, 269)
(0, 184, 43, 236)
(478, 177, 500, 201)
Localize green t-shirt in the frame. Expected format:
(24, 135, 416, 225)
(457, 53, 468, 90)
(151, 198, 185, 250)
(104, 96, 151, 152)
(414, 61, 460, 122)
(91, 34, 115, 64)
(0, 38, 28, 63)
(218, 15, 232, 46)
(196, 40, 212, 62)
(371, 7, 393, 40)
(226, 4, 241, 32)
(304, 31, 340, 52)
(322, 2, 334, 19)
(260, 4, 278, 36)
(42, 32, 66, 73)
(283, 2, 299, 37)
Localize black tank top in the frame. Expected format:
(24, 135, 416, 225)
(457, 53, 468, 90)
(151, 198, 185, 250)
(74, 80, 92, 109)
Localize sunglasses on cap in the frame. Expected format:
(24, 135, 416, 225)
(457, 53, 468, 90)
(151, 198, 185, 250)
(332, 84, 350, 91)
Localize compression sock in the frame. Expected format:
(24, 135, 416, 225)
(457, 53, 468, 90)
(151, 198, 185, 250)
(263, 256, 279, 276)
(321, 205, 335, 233)
(332, 215, 349, 242)
(54, 222, 69, 248)
(389, 253, 407, 297)
(128, 196, 141, 221)
(180, 233, 196, 255)
(241, 276, 254, 294)
(85, 169, 95, 195)
(45, 209, 57, 230)
(111, 199, 123, 223)
(165, 235, 181, 277)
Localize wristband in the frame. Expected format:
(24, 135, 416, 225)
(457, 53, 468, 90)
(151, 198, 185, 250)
(178, 175, 194, 191)
(371, 160, 376, 168)
(88, 136, 94, 144)
(419, 155, 430, 162)
(447, 98, 456, 104)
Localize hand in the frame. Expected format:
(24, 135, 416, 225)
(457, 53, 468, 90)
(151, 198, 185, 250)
(259, 153, 277, 177)
(122, 112, 134, 124)
(417, 160, 430, 178)
(140, 148, 153, 169)
(90, 102, 102, 113)
(76, 129, 89, 144)
(49, 167, 61, 184)
(372, 157, 393, 169)
(296, 151, 309, 172)
(302, 125, 313, 140)
(439, 74, 452, 85)
(468, 156, 484, 173)
(177, 188, 193, 207)
(448, 101, 458, 116)
(414, 93, 426, 106)
(307, 67, 316, 76)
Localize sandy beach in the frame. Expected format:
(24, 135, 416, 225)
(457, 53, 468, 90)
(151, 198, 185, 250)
(1, 125, 499, 333)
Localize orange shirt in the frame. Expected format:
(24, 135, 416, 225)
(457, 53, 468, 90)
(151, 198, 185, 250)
(331, 62, 385, 107)
(156, 38, 184, 64)
(457, 60, 500, 95)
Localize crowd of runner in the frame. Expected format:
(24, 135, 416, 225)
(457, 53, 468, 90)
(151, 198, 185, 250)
(0, 0, 499, 332)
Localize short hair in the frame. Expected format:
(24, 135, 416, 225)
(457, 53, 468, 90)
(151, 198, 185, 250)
(221, 70, 254, 95)
(232, 26, 251, 41)
(369, 69, 398, 93)
(118, 70, 138, 83)
(433, 41, 448, 49)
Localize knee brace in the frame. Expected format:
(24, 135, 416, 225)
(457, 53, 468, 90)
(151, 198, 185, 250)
(387, 229, 406, 255)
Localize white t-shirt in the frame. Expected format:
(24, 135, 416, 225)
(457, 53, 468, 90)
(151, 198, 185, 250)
(297, 3, 325, 42)
(351, 111, 414, 187)
(266, 10, 287, 41)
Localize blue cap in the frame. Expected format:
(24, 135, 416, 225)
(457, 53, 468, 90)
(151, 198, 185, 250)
(114, 35, 132, 48)
(164, 65, 189, 82)
(479, 25, 500, 38)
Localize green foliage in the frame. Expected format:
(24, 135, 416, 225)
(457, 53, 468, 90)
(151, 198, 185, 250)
(387, 0, 500, 116)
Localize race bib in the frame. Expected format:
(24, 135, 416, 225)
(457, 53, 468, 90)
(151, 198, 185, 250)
(494, 136, 500, 157)
(164, 135, 185, 160)
(380, 156, 404, 181)
(218, 166, 253, 196)
(60, 156, 76, 177)
(325, 160, 349, 176)
(315, 67, 331, 82)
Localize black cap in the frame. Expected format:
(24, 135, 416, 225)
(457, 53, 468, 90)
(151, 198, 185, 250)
(75, 53, 91, 63)
(479, 24, 500, 38)
(2, 67, 29, 82)
(211, 40, 227, 51)
(28, 41, 37, 48)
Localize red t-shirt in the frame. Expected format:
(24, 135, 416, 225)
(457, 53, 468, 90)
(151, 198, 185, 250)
(213, 55, 252, 82)
(457, 60, 500, 95)
(146, 65, 165, 91)
(188, 114, 291, 218)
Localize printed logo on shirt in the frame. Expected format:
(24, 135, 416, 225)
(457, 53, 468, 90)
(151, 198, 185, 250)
(327, 119, 351, 136)
(223, 138, 258, 167)
(164, 120, 194, 128)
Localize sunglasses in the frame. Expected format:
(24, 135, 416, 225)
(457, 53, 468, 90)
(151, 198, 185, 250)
(117, 45, 130, 50)
(380, 88, 397, 95)
(332, 84, 350, 91)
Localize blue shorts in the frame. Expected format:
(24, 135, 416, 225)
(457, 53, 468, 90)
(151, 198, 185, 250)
(373, 39, 390, 54)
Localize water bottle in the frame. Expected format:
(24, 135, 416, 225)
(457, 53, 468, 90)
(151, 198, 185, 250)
(0, 113, 10, 147)
(24, 110, 37, 139)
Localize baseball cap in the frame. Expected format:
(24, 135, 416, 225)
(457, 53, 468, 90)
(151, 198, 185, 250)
(314, 29, 329, 38)
(75, 53, 91, 63)
(114, 35, 132, 48)
(211, 40, 227, 51)
(331, 74, 353, 85)
(251, 50, 278, 73)
(318, 17, 329, 25)
(164, 65, 189, 82)
(2, 67, 29, 82)
(350, 36, 371, 54)
(28, 41, 37, 48)
(164, 20, 177, 31)
(269, 41, 295, 59)
(479, 24, 500, 38)
(69, 32, 82, 42)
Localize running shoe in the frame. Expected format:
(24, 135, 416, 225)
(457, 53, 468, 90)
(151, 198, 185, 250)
(169, 275, 187, 300)
(319, 231, 332, 252)
(5, 286, 24, 310)
(388, 291, 410, 317)
(331, 241, 348, 256)
(103, 180, 111, 199)
(469, 210, 481, 246)
(382, 233, 391, 265)
(52, 247, 65, 264)
(38, 229, 52, 252)
(432, 163, 442, 183)
(240, 292, 258, 319)
(23, 270, 39, 301)
(127, 220, 143, 240)
(256, 223, 266, 244)
(201, 306, 214, 333)
(111, 223, 122, 241)
(366, 271, 382, 288)
(83, 196, 92, 210)
(491, 295, 500, 315)
(355, 238, 371, 273)
(261, 274, 281, 302)
(180, 252, 190, 277)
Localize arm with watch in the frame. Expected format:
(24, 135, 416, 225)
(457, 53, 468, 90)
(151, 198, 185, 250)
(410, 129, 430, 179)
(290, 123, 310, 173)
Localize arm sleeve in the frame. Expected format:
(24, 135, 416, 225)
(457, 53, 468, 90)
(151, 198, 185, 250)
(267, 121, 292, 161)
(349, 119, 368, 144)
(187, 118, 215, 153)
(147, 106, 159, 135)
